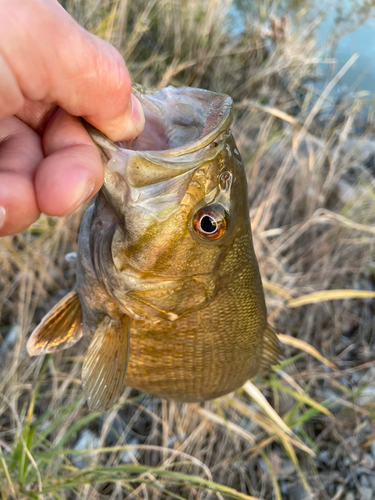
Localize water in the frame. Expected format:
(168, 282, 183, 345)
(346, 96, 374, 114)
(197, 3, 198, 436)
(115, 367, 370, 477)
(316, 1, 375, 93)
(231, 0, 375, 95)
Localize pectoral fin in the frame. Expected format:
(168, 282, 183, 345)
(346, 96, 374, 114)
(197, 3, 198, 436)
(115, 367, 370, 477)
(260, 324, 281, 375)
(27, 290, 82, 356)
(82, 315, 129, 411)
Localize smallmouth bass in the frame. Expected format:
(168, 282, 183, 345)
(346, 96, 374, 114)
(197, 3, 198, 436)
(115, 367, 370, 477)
(27, 84, 280, 411)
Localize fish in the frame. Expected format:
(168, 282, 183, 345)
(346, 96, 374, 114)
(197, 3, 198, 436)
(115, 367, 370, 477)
(27, 83, 280, 411)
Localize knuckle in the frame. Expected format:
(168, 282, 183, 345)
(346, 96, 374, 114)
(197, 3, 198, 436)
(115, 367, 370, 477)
(98, 44, 132, 107)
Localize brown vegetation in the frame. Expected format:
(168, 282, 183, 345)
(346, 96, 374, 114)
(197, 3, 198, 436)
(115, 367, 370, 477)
(1, 1, 375, 498)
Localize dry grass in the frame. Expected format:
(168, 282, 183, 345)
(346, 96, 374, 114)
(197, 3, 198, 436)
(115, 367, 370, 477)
(1, 0, 375, 498)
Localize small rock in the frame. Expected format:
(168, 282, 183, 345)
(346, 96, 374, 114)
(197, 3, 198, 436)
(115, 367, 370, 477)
(356, 387, 375, 406)
(354, 278, 374, 292)
(279, 460, 295, 478)
(285, 484, 307, 500)
(361, 454, 375, 470)
(359, 486, 373, 500)
(349, 449, 360, 463)
(71, 429, 100, 469)
(345, 492, 355, 500)
(65, 251, 77, 263)
(352, 370, 366, 385)
(36, 420, 51, 432)
(321, 389, 345, 413)
(360, 475, 370, 488)
(0, 325, 20, 354)
(368, 475, 375, 489)
(120, 436, 139, 464)
(318, 450, 330, 464)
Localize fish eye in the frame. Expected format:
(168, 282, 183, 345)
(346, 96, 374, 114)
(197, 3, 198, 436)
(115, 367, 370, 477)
(193, 207, 226, 240)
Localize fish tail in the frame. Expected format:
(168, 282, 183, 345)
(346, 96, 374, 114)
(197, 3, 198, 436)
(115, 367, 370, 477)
(27, 290, 83, 356)
(260, 324, 281, 375)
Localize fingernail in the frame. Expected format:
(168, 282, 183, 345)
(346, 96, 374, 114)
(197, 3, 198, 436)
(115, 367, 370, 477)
(74, 180, 95, 211)
(130, 94, 145, 134)
(82, 182, 95, 204)
(0, 206, 6, 230)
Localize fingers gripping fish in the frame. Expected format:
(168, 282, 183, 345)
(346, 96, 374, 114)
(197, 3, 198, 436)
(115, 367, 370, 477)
(27, 84, 280, 411)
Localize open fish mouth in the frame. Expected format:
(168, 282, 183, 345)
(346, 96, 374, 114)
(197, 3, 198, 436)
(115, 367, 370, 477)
(86, 84, 233, 158)
(83, 85, 236, 224)
(122, 84, 233, 156)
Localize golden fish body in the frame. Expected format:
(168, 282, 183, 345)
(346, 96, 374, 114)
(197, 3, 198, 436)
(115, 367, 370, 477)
(28, 84, 280, 410)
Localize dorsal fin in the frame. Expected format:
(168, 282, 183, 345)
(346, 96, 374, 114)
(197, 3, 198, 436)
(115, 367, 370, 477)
(27, 290, 83, 356)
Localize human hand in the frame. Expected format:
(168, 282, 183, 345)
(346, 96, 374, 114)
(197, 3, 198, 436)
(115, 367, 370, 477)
(0, 0, 145, 236)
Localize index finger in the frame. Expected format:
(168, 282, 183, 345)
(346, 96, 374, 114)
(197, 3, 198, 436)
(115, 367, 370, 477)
(0, 0, 144, 141)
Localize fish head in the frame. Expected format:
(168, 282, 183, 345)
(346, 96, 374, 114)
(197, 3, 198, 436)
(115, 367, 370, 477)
(86, 85, 250, 322)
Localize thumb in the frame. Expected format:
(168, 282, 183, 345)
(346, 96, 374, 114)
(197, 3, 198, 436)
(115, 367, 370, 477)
(0, 0, 145, 141)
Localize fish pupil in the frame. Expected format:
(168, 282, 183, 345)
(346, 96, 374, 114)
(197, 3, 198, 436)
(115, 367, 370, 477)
(200, 215, 217, 233)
